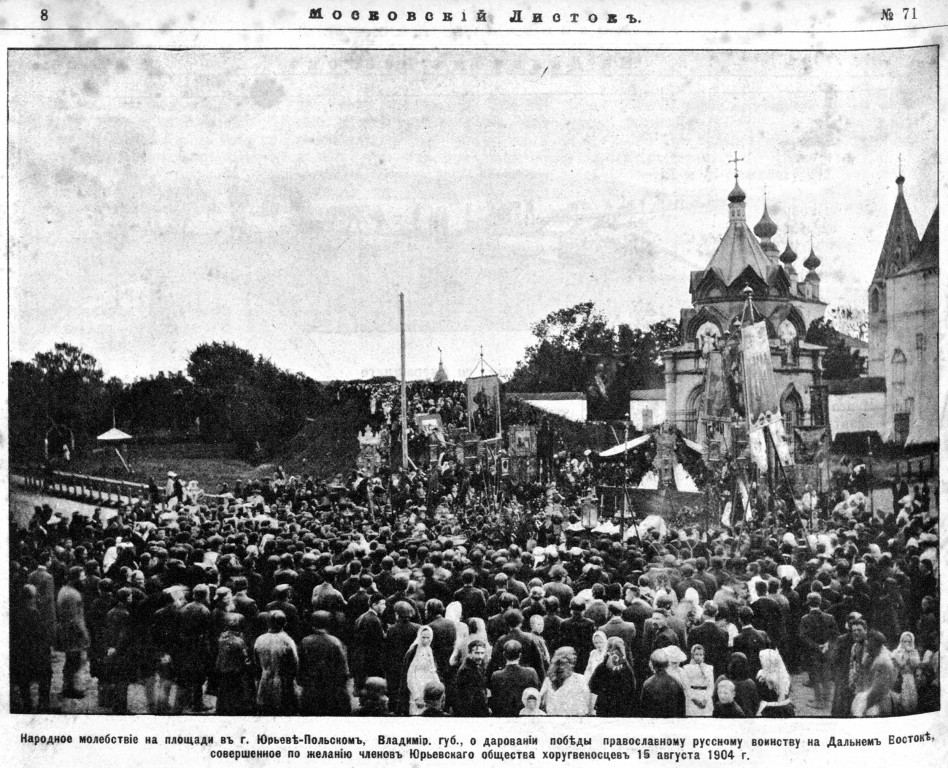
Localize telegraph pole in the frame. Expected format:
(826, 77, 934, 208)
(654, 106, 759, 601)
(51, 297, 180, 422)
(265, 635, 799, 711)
(400, 293, 409, 470)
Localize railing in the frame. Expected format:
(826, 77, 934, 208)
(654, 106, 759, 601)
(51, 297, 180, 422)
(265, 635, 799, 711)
(10, 465, 229, 508)
(895, 452, 938, 481)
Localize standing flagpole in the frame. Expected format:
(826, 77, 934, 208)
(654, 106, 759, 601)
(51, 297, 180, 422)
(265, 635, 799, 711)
(400, 293, 409, 470)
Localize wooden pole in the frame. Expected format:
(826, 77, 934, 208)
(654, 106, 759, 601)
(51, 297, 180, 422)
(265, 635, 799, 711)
(400, 293, 409, 470)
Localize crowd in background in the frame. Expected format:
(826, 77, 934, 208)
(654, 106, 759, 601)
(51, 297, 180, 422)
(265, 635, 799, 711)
(9, 436, 939, 717)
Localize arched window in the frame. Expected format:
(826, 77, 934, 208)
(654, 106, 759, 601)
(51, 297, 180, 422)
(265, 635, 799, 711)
(781, 385, 804, 431)
(870, 286, 880, 314)
(892, 349, 907, 398)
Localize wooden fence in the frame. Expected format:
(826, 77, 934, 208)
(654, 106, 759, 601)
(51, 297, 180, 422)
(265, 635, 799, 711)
(11, 465, 228, 507)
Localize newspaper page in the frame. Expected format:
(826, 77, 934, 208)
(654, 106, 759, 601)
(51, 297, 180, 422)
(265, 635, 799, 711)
(2, 2, 945, 768)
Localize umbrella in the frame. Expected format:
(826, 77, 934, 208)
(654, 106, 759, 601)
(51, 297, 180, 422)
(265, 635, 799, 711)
(97, 427, 132, 442)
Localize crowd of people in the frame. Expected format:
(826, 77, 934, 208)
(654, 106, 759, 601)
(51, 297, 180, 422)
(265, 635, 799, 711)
(9, 431, 940, 718)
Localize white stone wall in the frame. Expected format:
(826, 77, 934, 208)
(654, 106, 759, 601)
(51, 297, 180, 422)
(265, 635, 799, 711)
(828, 392, 886, 438)
(884, 268, 938, 444)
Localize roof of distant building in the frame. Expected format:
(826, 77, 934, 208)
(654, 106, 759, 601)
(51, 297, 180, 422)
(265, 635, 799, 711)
(872, 174, 920, 283)
(827, 376, 886, 395)
(895, 205, 938, 278)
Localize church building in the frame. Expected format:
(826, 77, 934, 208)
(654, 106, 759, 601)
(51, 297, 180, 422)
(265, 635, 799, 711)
(662, 168, 828, 444)
(867, 172, 938, 446)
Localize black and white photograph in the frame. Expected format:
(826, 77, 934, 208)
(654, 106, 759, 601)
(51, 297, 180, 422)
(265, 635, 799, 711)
(4, 34, 940, 729)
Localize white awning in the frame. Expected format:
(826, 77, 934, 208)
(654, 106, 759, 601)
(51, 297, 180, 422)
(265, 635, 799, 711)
(599, 434, 651, 457)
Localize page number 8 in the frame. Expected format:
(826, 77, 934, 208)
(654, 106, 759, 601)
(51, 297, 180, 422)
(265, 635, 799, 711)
(41, 9, 48, 21)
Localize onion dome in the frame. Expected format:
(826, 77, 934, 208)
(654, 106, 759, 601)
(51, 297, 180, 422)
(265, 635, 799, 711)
(728, 178, 746, 203)
(779, 239, 797, 265)
(804, 245, 820, 271)
(753, 200, 778, 239)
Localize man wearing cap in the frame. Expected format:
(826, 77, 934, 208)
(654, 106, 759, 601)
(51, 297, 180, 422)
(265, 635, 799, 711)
(298, 611, 351, 716)
(254, 610, 298, 715)
(640, 649, 686, 717)
(352, 592, 387, 689)
(829, 614, 864, 716)
(179, 583, 213, 711)
(266, 584, 301, 643)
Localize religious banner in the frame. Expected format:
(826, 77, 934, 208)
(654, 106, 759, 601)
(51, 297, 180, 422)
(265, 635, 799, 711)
(467, 374, 501, 438)
(415, 412, 444, 438)
(356, 426, 382, 477)
(509, 456, 538, 484)
(795, 426, 831, 491)
(585, 353, 635, 422)
(507, 423, 537, 457)
(741, 321, 780, 429)
(703, 349, 731, 418)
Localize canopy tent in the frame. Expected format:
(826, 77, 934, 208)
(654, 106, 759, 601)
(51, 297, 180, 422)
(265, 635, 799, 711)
(96, 427, 133, 472)
(97, 427, 133, 442)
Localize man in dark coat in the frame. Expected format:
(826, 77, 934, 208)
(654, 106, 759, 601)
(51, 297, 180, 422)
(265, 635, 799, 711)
(798, 592, 838, 709)
(640, 649, 686, 717)
(385, 601, 421, 707)
(488, 609, 545, 681)
(298, 611, 351, 715)
(599, 601, 637, 665)
(453, 639, 490, 716)
(688, 602, 730, 678)
(266, 584, 302, 643)
(751, 581, 784, 648)
(12, 584, 53, 712)
(178, 583, 213, 711)
(424, 599, 457, 680)
(829, 614, 865, 716)
(351, 593, 387, 688)
(559, 599, 596, 672)
(452, 569, 488, 621)
(732, 606, 770, 677)
(489, 640, 539, 716)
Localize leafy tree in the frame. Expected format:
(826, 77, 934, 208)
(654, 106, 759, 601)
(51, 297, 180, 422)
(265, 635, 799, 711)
(508, 302, 679, 395)
(806, 318, 866, 380)
(508, 302, 615, 392)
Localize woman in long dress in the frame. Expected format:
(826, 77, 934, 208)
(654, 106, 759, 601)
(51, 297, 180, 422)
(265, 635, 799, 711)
(891, 631, 919, 714)
(755, 648, 794, 717)
(681, 644, 714, 717)
(540, 646, 591, 716)
(402, 625, 442, 716)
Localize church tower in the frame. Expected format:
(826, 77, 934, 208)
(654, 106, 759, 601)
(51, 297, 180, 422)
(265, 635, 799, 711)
(663, 158, 828, 443)
(867, 169, 920, 377)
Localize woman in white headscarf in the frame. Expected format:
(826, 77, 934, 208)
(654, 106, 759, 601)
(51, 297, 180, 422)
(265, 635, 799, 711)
(756, 648, 794, 717)
(401, 625, 441, 716)
(584, 631, 609, 680)
(891, 631, 919, 714)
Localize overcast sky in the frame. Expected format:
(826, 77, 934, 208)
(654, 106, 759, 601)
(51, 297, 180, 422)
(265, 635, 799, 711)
(9, 48, 937, 382)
